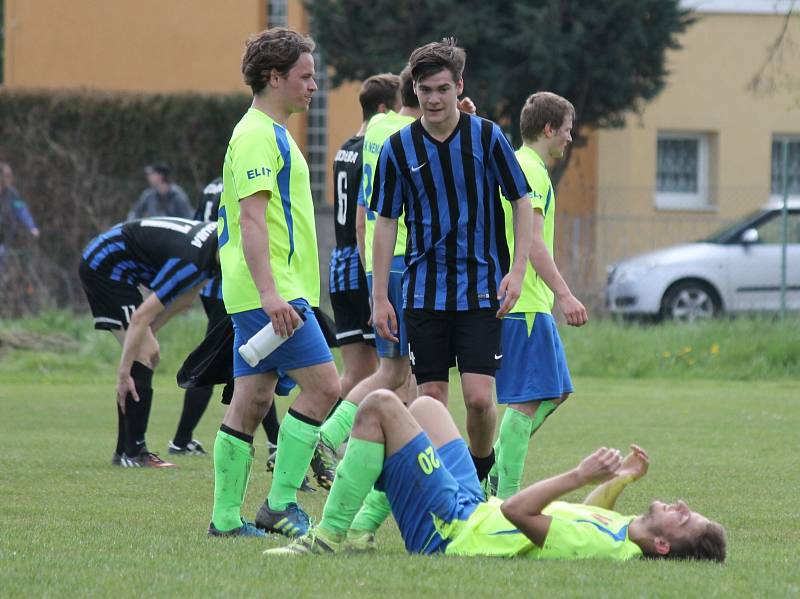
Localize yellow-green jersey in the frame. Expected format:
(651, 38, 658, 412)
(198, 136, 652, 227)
(218, 108, 320, 314)
(359, 111, 414, 273)
(444, 498, 643, 561)
(502, 146, 555, 313)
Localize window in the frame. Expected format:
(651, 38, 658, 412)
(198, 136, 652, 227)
(771, 136, 800, 198)
(655, 132, 713, 210)
(267, 0, 287, 27)
(755, 211, 800, 245)
(307, 50, 328, 204)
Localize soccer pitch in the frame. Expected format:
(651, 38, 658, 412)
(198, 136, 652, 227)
(1, 375, 798, 598)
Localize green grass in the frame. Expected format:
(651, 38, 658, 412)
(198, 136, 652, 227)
(2, 309, 799, 384)
(1, 376, 799, 598)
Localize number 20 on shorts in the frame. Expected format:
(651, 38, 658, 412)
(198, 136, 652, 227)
(417, 446, 441, 475)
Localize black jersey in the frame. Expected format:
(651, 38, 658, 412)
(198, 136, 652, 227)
(194, 177, 223, 222)
(332, 136, 364, 249)
(81, 217, 218, 305)
(193, 177, 224, 300)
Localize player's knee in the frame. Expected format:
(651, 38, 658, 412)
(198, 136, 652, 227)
(360, 388, 402, 416)
(381, 359, 410, 390)
(408, 395, 447, 420)
(464, 392, 494, 415)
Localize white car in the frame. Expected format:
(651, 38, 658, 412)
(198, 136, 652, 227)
(606, 200, 800, 321)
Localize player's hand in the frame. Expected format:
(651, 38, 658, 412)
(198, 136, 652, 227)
(458, 96, 477, 115)
(576, 447, 623, 485)
(617, 444, 650, 482)
(558, 293, 588, 327)
(372, 297, 399, 343)
(260, 291, 301, 338)
(116, 373, 138, 414)
(496, 271, 522, 318)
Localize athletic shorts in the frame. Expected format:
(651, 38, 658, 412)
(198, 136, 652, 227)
(230, 300, 333, 378)
(376, 432, 483, 555)
(404, 308, 502, 384)
(495, 312, 573, 404)
(366, 255, 408, 359)
(329, 287, 374, 347)
(78, 258, 142, 331)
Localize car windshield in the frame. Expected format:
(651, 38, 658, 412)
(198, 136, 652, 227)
(701, 210, 766, 243)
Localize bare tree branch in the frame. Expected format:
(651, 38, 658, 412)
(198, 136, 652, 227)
(747, 0, 799, 95)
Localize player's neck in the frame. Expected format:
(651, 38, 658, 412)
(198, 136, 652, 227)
(626, 516, 654, 555)
(251, 94, 292, 126)
(355, 121, 368, 137)
(399, 106, 422, 119)
(526, 140, 551, 166)
(421, 108, 460, 141)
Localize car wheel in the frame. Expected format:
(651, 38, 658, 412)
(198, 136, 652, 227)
(661, 281, 721, 323)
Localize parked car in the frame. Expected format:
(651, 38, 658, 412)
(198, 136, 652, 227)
(606, 200, 800, 321)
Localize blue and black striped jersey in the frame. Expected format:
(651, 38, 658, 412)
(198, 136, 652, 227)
(371, 113, 530, 311)
(81, 217, 219, 306)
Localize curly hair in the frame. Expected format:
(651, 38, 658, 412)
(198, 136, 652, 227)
(241, 27, 315, 94)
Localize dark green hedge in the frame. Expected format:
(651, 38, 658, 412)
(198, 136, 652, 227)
(0, 89, 250, 312)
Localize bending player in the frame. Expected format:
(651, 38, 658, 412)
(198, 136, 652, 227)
(78, 217, 219, 468)
(268, 390, 726, 562)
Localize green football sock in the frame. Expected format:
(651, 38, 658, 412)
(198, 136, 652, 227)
(319, 399, 357, 450)
(350, 488, 392, 533)
(530, 399, 558, 435)
(319, 437, 384, 539)
(211, 430, 254, 532)
(496, 408, 534, 500)
(267, 411, 320, 511)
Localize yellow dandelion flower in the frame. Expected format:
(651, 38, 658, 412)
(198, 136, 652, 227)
(662, 351, 672, 358)
(710, 343, 720, 355)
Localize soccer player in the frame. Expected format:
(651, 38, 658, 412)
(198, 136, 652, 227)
(370, 39, 533, 483)
(268, 390, 726, 563)
(209, 27, 340, 538)
(78, 217, 219, 467)
(490, 92, 589, 499)
(315, 74, 400, 486)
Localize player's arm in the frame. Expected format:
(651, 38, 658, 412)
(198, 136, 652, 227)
(501, 447, 622, 547)
(497, 196, 533, 318)
(371, 215, 399, 342)
(356, 203, 367, 272)
(150, 280, 206, 333)
(528, 209, 588, 326)
(583, 445, 649, 510)
(239, 191, 301, 338)
(115, 292, 165, 409)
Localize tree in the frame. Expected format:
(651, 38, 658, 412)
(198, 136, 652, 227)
(306, 0, 692, 184)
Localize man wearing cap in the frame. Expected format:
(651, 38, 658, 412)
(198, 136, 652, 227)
(128, 163, 193, 220)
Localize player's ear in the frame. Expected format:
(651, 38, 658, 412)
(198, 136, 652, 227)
(456, 77, 464, 95)
(653, 536, 670, 556)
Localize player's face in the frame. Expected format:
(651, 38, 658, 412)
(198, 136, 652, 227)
(279, 52, 317, 114)
(415, 69, 463, 126)
(647, 500, 710, 540)
(547, 115, 573, 159)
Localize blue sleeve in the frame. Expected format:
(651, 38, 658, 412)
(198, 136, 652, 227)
(149, 258, 206, 305)
(12, 198, 38, 231)
(490, 125, 530, 202)
(371, 141, 404, 219)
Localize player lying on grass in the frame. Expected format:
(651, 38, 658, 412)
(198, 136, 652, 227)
(266, 390, 726, 562)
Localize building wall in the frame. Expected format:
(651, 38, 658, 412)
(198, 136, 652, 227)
(3, 0, 263, 93)
(596, 11, 800, 270)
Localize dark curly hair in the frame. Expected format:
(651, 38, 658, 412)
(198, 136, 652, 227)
(241, 27, 315, 94)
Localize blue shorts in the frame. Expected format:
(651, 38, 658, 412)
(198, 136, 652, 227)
(231, 300, 333, 379)
(495, 312, 573, 404)
(366, 255, 408, 359)
(376, 432, 483, 555)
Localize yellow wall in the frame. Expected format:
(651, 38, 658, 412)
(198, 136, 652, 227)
(4, 0, 263, 93)
(596, 11, 800, 268)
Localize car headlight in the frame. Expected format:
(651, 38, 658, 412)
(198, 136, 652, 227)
(612, 263, 657, 284)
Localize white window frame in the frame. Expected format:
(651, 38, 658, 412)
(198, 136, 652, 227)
(655, 131, 712, 211)
(770, 135, 800, 202)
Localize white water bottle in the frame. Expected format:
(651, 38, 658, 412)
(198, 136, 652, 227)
(238, 307, 307, 367)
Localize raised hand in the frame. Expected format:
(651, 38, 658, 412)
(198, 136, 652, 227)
(617, 444, 650, 481)
(576, 447, 623, 485)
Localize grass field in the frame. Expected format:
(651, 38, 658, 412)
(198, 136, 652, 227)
(2, 368, 799, 597)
